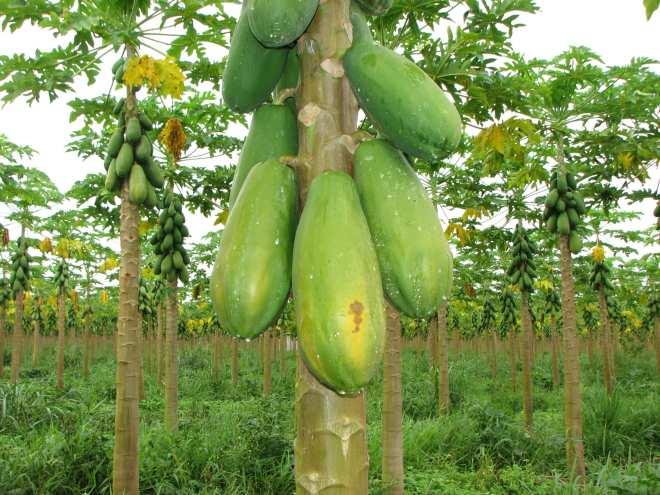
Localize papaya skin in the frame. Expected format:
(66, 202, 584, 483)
(354, 139, 453, 318)
(211, 159, 298, 340)
(293, 170, 385, 394)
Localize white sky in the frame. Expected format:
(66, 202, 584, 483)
(0, 1, 658, 264)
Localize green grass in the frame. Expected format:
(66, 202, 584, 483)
(0, 341, 658, 494)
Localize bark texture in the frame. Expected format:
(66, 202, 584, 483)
(112, 178, 141, 494)
(31, 319, 40, 369)
(437, 302, 450, 414)
(56, 291, 65, 389)
(509, 331, 517, 392)
(165, 282, 178, 432)
(382, 304, 403, 494)
(520, 293, 534, 431)
(559, 235, 586, 480)
(551, 316, 560, 389)
(10, 289, 25, 384)
(294, 1, 369, 493)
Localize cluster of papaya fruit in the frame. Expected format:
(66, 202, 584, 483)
(151, 192, 190, 284)
(53, 258, 70, 292)
(0, 278, 9, 308)
(544, 289, 561, 317)
(9, 238, 31, 295)
(138, 278, 154, 317)
(507, 224, 537, 294)
(500, 287, 517, 332)
(480, 299, 496, 333)
(104, 63, 164, 207)
(212, 0, 461, 394)
(543, 169, 585, 253)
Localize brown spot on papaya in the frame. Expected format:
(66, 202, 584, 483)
(349, 300, 364, 333)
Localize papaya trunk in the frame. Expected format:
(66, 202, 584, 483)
(0, 307, 5, 377)
(438, 302, 450, 414)
(263, 329, 272, 397)
(509, 330, 517, 392)
(112, 138, 141, 493)
(212, 332, 222, 381)
(231, 338, 239, 386)
(488, 330, 497, 380)
(156, 303, 164, 385)
(558, 234, 586, 481)
(520, 293, 534, 431)
(294, 1, 369, 492)
(382, 304, 403, 494)
(31, 319, 40, 369)
(10, 290, 25, 384)
(598, 287, 614, 395)
(56, 291, 65, 389)
(551, 316, 560, 389)
(137, 311, 145, 401)
(82, 313, 91, 376)
(428, 316, 438, 369)
(165, 281, 178, 432)
(279, 334, 286, 374)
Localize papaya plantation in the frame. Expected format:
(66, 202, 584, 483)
(0, 1, 659, 494)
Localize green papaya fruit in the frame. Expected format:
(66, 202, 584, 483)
(574, 193, 586, 215)
(104, 152, 113, 171)
(135, 135, 153, 164)
(211, 159, 298, 340)
(555, 198, 566, 212)
(172, 251, 184, 270)
(113, 98, 125, 115)
(557, 212, 571, 235)
(522, 273, 533, 290)
(125, 117, 142, 144)
(112, 58, 124, 74)
(173, 228, 182, 247)
(161, 254, 173, 275)
(164, 217, 174, 234)
(105, 160, 120, 192)
(567, 208, 580, 228)
(144, 183, 158, 209)
(143, 157, 165, 189)
(511, 270, 521, 285)
(174, 213, 184, 227)
(567, 172, 577, 190)
(150, 232, 161, 246)
(654, 202, 660, 217)
(557, 173, 568, 194)
(343, 9, 462, 161)
(569, 231, 582, 254)
(545, 189, 559, 208)
(355, 0, 393, 15)
(222, 6, 288, 113)
(180, 225, 190, 237)
(292, 170, 385, 394)
(128, 164, 148, 205)
(228, 104, 298, 209)
(543, 205, 552, 221)
(115, 143, 134, 178)
(546, 214, 558, 233)
(138, 112, 153, 131)
(181, 250, 190, 266)
(354, 139, 452, 317)
(247, 0, 318, 47)
(178, 266, 189, 284)
(108, 127, 124, 158)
